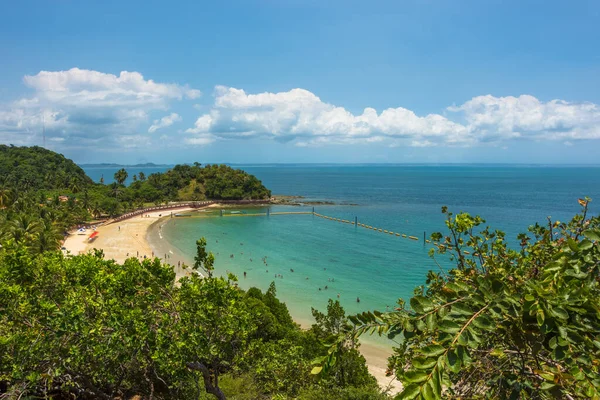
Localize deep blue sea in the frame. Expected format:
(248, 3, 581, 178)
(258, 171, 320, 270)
(82, 165, 600, 325)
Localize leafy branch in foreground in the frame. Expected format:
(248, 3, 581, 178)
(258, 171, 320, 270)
(317, 198, 600, 399)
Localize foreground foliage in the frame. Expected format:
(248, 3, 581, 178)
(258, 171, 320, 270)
(322, 200, 600, 399)
(0, 240, 382, 399)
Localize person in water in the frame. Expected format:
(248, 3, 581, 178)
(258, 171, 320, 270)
(356, 297, 360, 303)
(243, 271, 247, 278)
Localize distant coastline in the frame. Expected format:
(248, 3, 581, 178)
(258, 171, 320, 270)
(79, 162, 173, 168)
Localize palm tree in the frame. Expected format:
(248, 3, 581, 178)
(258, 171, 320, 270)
(7, 214, 42, 245)
(110, 182, 122, 199)
(133, 174, 138, 182)
(81, 190, 90, 210)
(91, 202, 102, 219)
(34, 220, 64, 254)
(69, 178, 80, 194)
(0, 188, 10, 209)
(114, 168, 128, 186)
(138, 171, 146, 182)
(100, 175, 104, 185)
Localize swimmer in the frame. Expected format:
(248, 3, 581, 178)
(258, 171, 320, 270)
(243, 271, 247, 278)
(357, 297, 360, 303)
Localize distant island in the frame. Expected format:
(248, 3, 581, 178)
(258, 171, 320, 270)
(79, 162, 172, 168)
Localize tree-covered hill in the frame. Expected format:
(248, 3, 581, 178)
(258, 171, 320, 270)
(0, 145, 93, 191)
(124, 163, 272, 201)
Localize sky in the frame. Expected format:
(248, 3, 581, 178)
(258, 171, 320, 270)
(0, 0, 599, 164)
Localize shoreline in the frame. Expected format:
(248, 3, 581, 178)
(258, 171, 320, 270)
(63, 205, 401, 394)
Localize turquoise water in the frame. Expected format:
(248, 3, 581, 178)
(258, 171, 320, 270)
(137, 165, 600, 324)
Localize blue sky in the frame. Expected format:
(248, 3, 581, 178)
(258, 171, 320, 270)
(1, 0, 599, 164)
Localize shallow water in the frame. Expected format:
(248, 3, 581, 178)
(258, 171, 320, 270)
(146, 165, 600, 326)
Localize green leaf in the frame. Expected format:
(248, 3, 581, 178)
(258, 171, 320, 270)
(404, 370, 429, 383)
(412, 357, 437, 370)
(490, 348, 505, 357)
(398, 384, 421, 400)
(550, 306, 569, 320)
(426, 313, 437, 330)
(310, 366, 322, 375)
(579, 239, 593, 250)
(524, 294, 535, 302)
(567, 238, 579, 252)
(411, 296, 434, 314)
(420, 344, 446, 357)
(472, 315, 494, 331)
(537, 371, 555, 381)
(421, 380, 438, 400)
(445, 350, 461, 373)
(438, 320, 461, 334)
(540, 381, 556, 390)
(582, 230, 600, 241)
(450, 302, 473, 316)
(536, 309, 545, 326)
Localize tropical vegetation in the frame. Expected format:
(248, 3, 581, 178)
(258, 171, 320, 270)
(1, 145, 599, 399)
(320, 200, 600, 399)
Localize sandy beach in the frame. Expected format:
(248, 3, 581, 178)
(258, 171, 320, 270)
(63, 208, 194, 278)
(62, 207, 401, 394)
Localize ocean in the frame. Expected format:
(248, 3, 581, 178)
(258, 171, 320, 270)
(83, 165, 600, 328)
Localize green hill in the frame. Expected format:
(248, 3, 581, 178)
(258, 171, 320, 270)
(0, 145, 93, 191)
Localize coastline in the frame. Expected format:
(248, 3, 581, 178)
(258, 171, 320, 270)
(63, 206, 401, 394)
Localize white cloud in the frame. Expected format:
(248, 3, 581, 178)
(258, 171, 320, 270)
(3, 70, 599, 153)
(184, 135, 216, 146)
(0, 68, 200, 149)
(148, 112, 182, 133)
(448, 94, 600, 142)
(186, 87, 600, 147)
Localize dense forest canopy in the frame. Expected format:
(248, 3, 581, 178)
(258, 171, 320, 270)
(0, 145, 93, 191)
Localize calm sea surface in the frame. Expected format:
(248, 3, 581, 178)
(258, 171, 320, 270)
(83, 165, 600, 324)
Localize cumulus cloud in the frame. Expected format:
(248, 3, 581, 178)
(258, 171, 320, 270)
(186, 87, 600, 147)
(2, 70, 599, 153)
(148, 112, 182, 133)
(0, 68, 200, 149)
